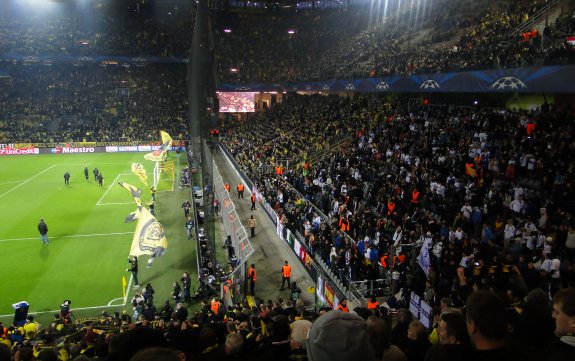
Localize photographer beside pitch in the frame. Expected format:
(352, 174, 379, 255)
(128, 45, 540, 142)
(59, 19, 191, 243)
(127, 256, 139, 288)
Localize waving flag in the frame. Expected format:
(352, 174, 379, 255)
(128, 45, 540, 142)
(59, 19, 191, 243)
(144, 130, 173, 161)
(119, 182, 168, 262)
(417, 238, 432, 277)
(131, 163, 149, 187)
(129, 207, 168, 258)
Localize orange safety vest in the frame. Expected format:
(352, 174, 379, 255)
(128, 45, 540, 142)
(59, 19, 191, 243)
(339, 218, 350, 232)
(367, 300, 379, 310)
(394, 254, 407, 264)
(522, 32, 530, 42)
(249, 267, 257, 281)
(223, 279, 232, 294)
(387, 201, 396, 216)
(251, 194, 256, 203)
(465, 163, 476, 177)
(237, 184, 244, 192)
(210, 300, 220, 314)
(224, 183, 230, 192)
(411, 191, 420, 204)
(275, 166, 283, 175)
(380, 255, 389, 268)
(526, 123, 536, 135)
(282, 265, 292, 278)
(337, 304, 349, 312)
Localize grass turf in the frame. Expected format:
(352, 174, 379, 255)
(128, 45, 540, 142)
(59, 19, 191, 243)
(0, 152, 199, 324)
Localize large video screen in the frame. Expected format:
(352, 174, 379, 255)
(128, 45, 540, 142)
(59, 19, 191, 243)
(217, 92, 257, 113)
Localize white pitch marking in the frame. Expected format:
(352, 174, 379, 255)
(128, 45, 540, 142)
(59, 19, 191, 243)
(96, 174, 122, 205)
(0, 232, 133, 243)
(0, 165, 57, 199)
(0, 303, 127, 318)
(97, 202, 134, 206)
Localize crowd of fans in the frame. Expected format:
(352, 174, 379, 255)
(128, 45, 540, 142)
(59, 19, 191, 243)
(1, 1, 575, 361)
(0, 1, 195, 58)
(1, 287, 574, 361)
(214, 0, 575, 83)
(0, 63, 189, 143)
(222, 92, 574, 320)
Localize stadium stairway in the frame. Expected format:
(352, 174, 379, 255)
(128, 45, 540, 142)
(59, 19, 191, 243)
(212, 149, 317, 310)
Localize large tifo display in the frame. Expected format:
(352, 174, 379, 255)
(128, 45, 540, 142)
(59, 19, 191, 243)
(217, 92, 258, 113)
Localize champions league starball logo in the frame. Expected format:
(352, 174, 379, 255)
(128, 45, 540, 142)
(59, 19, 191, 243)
(305, 85, 312, 90)
(376, 81, 390, 90)
(420, 79, 440, 89)
(490, 76, 528, 90)
(235, 86, 252, 91)
(345, 83, 355, 90)
(322, 85, 330, 90)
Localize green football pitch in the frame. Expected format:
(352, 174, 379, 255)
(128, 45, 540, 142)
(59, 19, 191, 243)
(0, 152, 199, 323)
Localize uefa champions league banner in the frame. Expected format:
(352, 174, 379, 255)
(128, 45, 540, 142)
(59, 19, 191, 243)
(218, 65, 575, 93)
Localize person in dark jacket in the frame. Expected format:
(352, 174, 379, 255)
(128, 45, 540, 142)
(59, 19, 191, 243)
(424, 311, 471, 361)
(38, 218, 49, 245)
(547, 288, 575, 361)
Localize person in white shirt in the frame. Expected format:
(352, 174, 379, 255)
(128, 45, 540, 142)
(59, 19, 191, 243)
(503, 219, 516, 248)
(461, 203, 472, 220)
(392, 226, 403, 247)
(454, 226, 466, 241)
(509, 196, 527, 215)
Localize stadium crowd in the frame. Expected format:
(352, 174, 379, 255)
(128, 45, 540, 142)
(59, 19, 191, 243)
(0, 1, 195, 58)
(0, 63, 189, 143)
(1, 287, 574, 361)
(214, 0, 575, 83)
(1, 1, 575, 361)
(222, 93, 574, 297)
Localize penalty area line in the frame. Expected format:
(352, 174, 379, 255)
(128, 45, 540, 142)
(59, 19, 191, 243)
(0, 165, 57, 200)
(96, 174, 122, 206)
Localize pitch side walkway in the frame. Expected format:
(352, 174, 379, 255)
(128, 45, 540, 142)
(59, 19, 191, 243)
(212, 150, 316, 309)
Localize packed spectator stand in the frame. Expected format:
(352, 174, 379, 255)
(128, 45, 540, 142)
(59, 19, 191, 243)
(1, 0, 575, 361)
(0, 0, 192, 144)
(214, 0, 575, 83)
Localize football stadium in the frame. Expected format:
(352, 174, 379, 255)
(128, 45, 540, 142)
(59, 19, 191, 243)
(0, 0, 574, 360)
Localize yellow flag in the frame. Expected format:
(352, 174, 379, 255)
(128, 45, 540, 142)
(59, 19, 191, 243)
(118, 182, 142, 210)
(144, 130, 172, 161)
(119, 182, 168, 257)
(129, 207, 168, 257)
(160, 131, 172, 145)
(131, 163, 148, 187)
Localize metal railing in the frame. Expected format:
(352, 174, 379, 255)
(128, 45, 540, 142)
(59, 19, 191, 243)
(506, 0, 563, 37)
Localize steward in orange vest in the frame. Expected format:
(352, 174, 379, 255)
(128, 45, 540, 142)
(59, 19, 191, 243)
(224, 183, 230, 192)
(248, 264, 256, 295)
(275, 165, 283, 175)
(337, 299, 349, 312)
(237, 184, 244, 199)
(411, 189, 420, 204)
(387, 200, 396, 216)
(380, 254, 389, 269)
(280, 261, 292, 290)
(210, 298, 220, 315)
(250, 193, 257, 210)
(338, 217, 350, 232)
(367, 296, 379, 310)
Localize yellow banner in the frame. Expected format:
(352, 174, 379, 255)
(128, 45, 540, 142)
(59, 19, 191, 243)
(131, 163, 148, 187)
(119, 182, 168, 257)
(129, 207, 168, 257)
